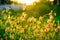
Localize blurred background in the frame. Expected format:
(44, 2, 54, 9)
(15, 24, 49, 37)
(0, 0, 60, 16)
(0, 0, 60, 40)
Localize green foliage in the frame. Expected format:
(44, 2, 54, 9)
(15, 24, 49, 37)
(0, 8, 60, 40)
(25, 2, 50, 18)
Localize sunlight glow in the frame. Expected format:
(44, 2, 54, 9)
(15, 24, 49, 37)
(50, 0, 54, 1)
(11, 0, 39, 5)
(18, 0, 36, 5)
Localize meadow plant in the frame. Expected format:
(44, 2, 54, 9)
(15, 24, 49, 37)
(0, 8, 60, 40)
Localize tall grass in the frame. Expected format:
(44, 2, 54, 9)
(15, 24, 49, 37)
(0, 8, 60, 40)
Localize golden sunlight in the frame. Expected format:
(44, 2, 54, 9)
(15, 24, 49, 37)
(18, 0, 36, 5)
(11, 0, 39, 5)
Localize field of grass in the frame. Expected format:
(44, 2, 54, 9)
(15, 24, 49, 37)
(0, 8, 60, 40)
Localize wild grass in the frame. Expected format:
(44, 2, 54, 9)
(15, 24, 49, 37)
(0, 8, 60, 40)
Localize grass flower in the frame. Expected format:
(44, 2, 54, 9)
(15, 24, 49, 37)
(0, 9, 60, 40)
(20, 28, 24, 33)
(39, 16, 43, 20)
(5, 27, 10, 32)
